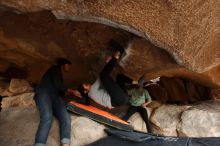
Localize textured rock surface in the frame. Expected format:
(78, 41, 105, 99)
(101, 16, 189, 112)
(0, 9, 218, 89)
(0, 107, 60, 146)
(0, 10, 179, 86)
(0, 0, 219, 74)
(71, 116, 106, 146)
(177, 101, 220, 137)
(120, 38, 176, 79)
(151, 105, 191, 136)
(2, 92, 35, 108)
(8, 79, 33, 94)
(0, 107, 106, 146)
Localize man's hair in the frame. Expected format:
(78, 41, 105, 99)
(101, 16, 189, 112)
(56, 58, 72, 66)
(109, 39, 124, 54)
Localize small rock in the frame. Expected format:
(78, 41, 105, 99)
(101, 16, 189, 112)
(8, 79, 33, 95)
(2, 92, 35, 108)
(70, 116, 107, 146)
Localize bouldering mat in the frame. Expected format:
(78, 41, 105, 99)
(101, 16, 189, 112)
(67, 101, 133, 131)
(87, 128, 220, 146)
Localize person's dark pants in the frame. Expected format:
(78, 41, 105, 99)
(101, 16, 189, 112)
(99, 58, 130, 106)
(123, 106, 152, 133)
(34, 90, 71, 146)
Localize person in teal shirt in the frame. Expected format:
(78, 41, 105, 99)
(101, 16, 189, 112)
(123, 85, 153, 133)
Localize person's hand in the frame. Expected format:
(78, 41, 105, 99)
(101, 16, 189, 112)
(114, 51, 120, 59)
(68, 89, 82, 98)
(132, 80, 138, 85)
(141, 103, 146, 108)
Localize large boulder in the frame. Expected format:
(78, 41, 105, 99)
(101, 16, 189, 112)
(0, 4, 218, 88)
(150, 105, 190, 136)
(70, 117, 106, 146)
(8, 79, 33, 95)
(0, 107, 60, 146)
(2, 92, 35, 108)
(177, 101, 220, 137)
(0, 0, 219, 75)
(0, 107, 106, 146)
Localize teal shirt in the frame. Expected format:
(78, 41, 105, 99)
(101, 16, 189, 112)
(127, 88, 151, 107)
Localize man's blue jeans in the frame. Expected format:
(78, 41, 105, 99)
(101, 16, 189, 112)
(34, 90, 71, 146)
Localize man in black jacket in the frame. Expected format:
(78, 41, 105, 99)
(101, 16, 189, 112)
(34, 58, 75, 146)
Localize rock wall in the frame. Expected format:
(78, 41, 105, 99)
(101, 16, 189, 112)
(0, 10, 179, 85)
(0, 0, 219, 74)
(0, 10, 218, 88)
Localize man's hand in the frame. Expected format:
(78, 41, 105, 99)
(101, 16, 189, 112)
(114, 51, 120, 59)
(141, 100, 152, 108)
(132, 80, 138, 85)
(141, 103, 146, 108)
(68, 89, 82, 98)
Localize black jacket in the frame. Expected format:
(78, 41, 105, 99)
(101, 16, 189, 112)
(36, 65, 67, 96)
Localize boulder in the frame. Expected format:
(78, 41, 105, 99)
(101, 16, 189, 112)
(147, 100, 162, 109)
(8, 79, 33, 95)
(2, 92, 35, 108)
(0, 90, 14, 97)
(0, 107, 106, 146)
(1, 0, 219, 75)
(0, 107, 60, 146)
(150, 105, 190, 136)
(177, 101, 220, 137)
(70, 116, 106, 146)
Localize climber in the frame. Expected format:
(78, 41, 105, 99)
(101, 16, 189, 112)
(34, 58, 78, 146)
(75, 40, 138, 109)
(122, 75, 153, 133)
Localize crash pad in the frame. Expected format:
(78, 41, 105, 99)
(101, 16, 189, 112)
(67, 101, 133, 131)
(88, 128, 220, 146)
